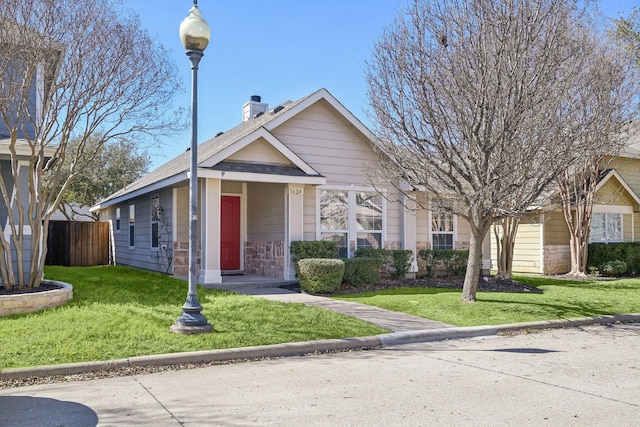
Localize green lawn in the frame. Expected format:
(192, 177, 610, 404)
(333, 275, 640, 327)
(0, 266, 386, 369)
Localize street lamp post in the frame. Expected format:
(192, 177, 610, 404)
(171, 0, 213, 335)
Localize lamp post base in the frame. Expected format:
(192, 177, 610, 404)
(170, 312, 213, 334)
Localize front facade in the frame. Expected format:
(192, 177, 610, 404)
(94, 89, 487, 283)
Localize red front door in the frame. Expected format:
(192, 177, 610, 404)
(220, 196, 241, 270)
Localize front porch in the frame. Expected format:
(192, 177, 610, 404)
(201, 274, 299, 291)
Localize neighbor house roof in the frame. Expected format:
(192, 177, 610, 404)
(92, 88, 377, 211)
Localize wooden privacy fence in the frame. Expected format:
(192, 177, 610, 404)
(46, 221, 109, 266)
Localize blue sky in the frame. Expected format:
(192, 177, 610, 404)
(123, 0, 638, 170)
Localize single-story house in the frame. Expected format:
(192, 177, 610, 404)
(491, 126, 640, 275)
(92, 88, 492, 284)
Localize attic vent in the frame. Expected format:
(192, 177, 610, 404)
(253, 111, 264, 118)
(271, 105, 285, 114)
(215, 131, 224, 137)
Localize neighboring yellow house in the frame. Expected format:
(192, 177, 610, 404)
(492, 130, 640, 275)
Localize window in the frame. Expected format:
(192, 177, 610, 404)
(115, 207, 120, 232)
(320, 190, 348, 258)
(432, 213, 454, 250)
(129, 203, 135, 248)
(319, 188, 384, 257)
(356, 191, 383, 250)
(591, 213, 622, 243)
(151, 196, 160, 249)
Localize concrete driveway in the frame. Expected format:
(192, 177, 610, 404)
(1, 323, 638, 426)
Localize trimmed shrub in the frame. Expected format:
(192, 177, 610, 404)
(290, 240, 338, 263)
(588, 242, 640, 275)
(599, 260, 628, 277)
(419, 249, 468, 277)
(354, 248, 413, 278)
(297, 258, 344, 293)
(342, 257, 382, 286)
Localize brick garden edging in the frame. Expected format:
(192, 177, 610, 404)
(0, 281, 73, 317)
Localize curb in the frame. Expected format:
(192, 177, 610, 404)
(2, 314, 639, 381)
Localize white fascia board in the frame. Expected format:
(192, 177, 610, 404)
(200, 127, 320, 176)
(90, 172, 189, 212)
(264, 88, 379, 145)
(595, 169, 640, 207)
(198, 168, 326, 185)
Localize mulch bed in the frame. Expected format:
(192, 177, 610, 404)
(284, 276, 543, 295)
(0, 282, 62, 296)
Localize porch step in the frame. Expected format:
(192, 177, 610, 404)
(203, 276, 299, 291)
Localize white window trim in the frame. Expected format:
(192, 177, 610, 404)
(151, 195, 160, 250)
(115, 207, 121, 233)
(316, 187, 386, 257)
(429, 212, 457, 250)
(129, 203, 135, 249)
(590, 211, 623, 243)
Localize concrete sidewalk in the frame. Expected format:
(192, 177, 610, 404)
(235, 287, 453, 332)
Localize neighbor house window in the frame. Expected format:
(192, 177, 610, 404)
(432, 213, 454, 250)
(591, 213, 622, 243)
(151, 196, 160, 249)
(319, 188, 385, 258)
(129, 203, 135, 248)
(115, 207, 120, 232)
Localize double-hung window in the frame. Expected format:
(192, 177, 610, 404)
(356, 191, 383, 250)
(431, 213, 454, 250)
(151, 196, 160, 249)
(590, 213, 622, 243)
(129, 203, 135, 248)
(319, 188, 384, 257)
(319, 189, 349, 258)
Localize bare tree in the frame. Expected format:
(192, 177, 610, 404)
(365, 0, 633, 302)
(556, 12, 640, 277)
(0, 0, 184, 289)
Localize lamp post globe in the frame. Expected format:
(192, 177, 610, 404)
(171, 0, 213, 335)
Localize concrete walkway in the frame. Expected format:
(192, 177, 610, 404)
(236, 287, 453, 332)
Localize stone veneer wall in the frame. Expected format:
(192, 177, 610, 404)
(173, 241, 200, 277)
(543, 245, 571, 275)
(0, 281, 73, 317)
(245, 241, 285, 278)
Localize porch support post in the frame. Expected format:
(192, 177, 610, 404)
(402, 196, 418, 276)
(284, 184, 304, 280)
(199, 177, 222, 284)
(481, 226, 492, 276)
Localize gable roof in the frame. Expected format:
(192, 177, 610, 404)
(595, 169, 640, 208)
(92, 88, 374, 211)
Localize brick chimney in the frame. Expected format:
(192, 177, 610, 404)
(242, 95, 268, 122)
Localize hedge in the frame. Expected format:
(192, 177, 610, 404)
(419, 249, 468, 277)
(342, 257, 382, 286)
(354, 248, 413, 278)
(588, 242, 640, 275)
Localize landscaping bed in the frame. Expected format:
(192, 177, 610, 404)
(284, 276, 543, 295)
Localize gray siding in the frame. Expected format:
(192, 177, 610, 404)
(247, 182, 285, 241)
(104, 187, 174, 273)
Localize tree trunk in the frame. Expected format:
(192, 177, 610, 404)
(494, 217, 519, 280)
(461, 219, 491, 303)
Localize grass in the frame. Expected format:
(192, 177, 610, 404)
(0, 266, 386, 369)
(333, 275, 640, 327)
